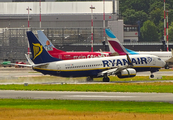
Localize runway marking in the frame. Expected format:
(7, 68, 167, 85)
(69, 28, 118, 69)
(69, 95, 135, 98)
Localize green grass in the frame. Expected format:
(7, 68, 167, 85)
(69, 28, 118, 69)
(3, 75, 173, 83)
(159, 68, 173, 71)
(0, 99, 173, 113)
(0, 82, 173, 93)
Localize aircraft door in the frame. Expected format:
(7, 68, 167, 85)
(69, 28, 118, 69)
(57, 65, 61, 73)
(152, 58, 156, 65)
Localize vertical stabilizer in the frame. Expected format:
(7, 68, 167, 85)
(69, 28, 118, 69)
(106, 29, 127, 55)
(106, 29, 138, 55)
(27, 31, 61, 64)
(37, 30, 64, 53)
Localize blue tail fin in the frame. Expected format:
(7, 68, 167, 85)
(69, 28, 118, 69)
(37, 30, 55, 48)
(27, 31, 61, 64)
(37, 30, 64, 53)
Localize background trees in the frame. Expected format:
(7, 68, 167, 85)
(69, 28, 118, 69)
(140, 20, 159, 42)
(55, 0, 173, 42)
(120, 0, 173, 42)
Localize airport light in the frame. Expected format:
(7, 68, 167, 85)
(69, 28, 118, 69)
(39, 0, 42, 28)
(90, 5, 95, 52)
(103, 0, 106, 51)
(26, 6, 32, 30)
(26, 6, 32, 57)
(164, 0, 166, 50)
(166, 10, 169, 51)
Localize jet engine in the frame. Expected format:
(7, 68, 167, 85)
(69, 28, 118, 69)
(117, 68, 136, 78)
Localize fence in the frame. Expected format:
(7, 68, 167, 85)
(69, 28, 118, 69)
(0, 27, 104, 62)
(0, 27, 170, 62)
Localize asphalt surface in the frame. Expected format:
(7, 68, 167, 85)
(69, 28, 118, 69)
(0, 90, 172, 102)
(0, 67, 173, 102)
(0, 67, 173, 84)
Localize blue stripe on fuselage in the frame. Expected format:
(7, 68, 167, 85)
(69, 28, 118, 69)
(33, 67, 160, 77)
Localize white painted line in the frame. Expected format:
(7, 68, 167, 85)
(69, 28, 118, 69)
(69, 95, 135, 98)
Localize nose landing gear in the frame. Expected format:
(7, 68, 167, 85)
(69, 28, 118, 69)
(150, 73, 154, 78)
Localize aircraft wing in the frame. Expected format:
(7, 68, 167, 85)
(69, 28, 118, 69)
(165, 57, 173, 63)
(165, 49, 173, 63)
(109, 52, 120, 56)
(98, 54, 133, 77)
(98, 65, 131, 77)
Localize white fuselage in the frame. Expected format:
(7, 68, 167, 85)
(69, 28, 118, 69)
(137, 52, 171, 62)
(33, 54, 165, 77)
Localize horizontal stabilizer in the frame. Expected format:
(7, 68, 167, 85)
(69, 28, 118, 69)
(8, 63, 32, 67)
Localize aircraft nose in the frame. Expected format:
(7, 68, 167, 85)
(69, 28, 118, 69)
(162, 60, 166, 68)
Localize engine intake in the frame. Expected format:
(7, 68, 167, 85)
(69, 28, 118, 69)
(117, 68, 136, 78)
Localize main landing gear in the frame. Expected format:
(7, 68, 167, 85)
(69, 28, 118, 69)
(86, 76, 93, 82)
(86, 76, 110, 82)
(103, 77, 110, 82)
(103, 73, 110, 82)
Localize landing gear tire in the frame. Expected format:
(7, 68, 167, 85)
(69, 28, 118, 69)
(86, 76, 93, 82)
(103, 77, 110, 82)
(165, 64, 169, 69)
(150, 74, 154, 78)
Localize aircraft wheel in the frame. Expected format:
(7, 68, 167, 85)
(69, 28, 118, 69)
(150, 74, 154, 78)
(86, 76, 93, 82)
(103, 77, 110, 82)
(165, 64, 169, 69)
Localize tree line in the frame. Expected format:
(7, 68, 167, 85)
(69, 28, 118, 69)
(55, 0, 173, 42)
(120, 0, 173, 42)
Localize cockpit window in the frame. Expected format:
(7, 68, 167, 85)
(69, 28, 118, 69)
(158, 58, 161, 60)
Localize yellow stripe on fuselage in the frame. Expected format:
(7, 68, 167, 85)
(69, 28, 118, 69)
(33, 66, 161, 72)
(33, 67, 110, 72)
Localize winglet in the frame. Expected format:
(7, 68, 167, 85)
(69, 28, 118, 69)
(25, 54, 34, 65)
(126, 54, 133, 66)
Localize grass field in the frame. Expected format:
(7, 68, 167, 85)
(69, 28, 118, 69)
(0, 82, 173, 93)
(1, 74, 173, 119)
(1, 109, 173, 120)
(0, 99, 173, 113)
(0, 99, 173, 120)
(0, 75, 173, 93)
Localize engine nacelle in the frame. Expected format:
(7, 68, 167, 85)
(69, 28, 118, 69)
(117, 68, 136, 78)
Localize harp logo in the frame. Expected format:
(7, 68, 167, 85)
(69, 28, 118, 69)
(32, 43, 43, 60)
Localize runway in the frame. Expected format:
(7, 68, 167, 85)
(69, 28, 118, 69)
(0, 90, 172, 102)
(0, 68, 173, 102)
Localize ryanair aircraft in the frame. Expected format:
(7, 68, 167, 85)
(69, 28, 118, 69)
(24, 31, 165, 82)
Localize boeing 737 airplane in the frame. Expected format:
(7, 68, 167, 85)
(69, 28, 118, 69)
(106, 29, 173, 69)
(37, 30, 110, 60)
(20, 31, 165, 82)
